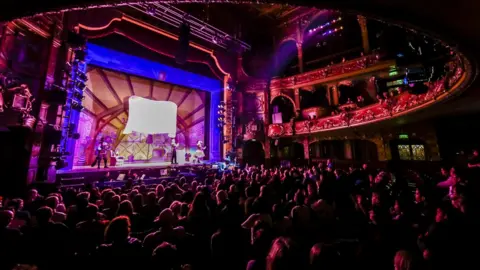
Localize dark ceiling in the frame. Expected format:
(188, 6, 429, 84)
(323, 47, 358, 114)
(2, 0, 480, 115)
(2, 0, 479, 51)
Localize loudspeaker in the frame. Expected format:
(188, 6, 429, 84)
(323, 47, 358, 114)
(176, 23, 190, 65)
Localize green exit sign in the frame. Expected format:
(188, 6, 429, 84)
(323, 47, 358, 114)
(399, 134, 409, 139)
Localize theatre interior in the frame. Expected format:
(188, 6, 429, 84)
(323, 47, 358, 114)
(0, 1, 478, 195)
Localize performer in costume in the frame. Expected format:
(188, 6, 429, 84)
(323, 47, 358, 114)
(91, 137, 110, 169)
(194, 140, 206, 163)
(171, 138, 179, 164)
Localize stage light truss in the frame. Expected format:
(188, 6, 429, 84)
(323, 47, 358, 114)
(128, 2, 251, 51)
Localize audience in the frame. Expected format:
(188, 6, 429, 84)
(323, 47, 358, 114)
(0, 157, 479, 270)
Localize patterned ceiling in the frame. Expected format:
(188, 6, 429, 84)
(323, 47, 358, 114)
(83, 66, 206, 133)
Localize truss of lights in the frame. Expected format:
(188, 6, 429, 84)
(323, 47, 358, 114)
(128, 3, 251, 51)
(308, 16, 342, 34)
(321, 26, 343, 36)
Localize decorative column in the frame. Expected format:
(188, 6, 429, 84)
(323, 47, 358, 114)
(29, 20, 63, 183)
(296, 42, 304, 73)
(294, 88, 301, 110)
(344, 140, 353, 159)
(296, 21, 304, 73)
(264, 87, 272, 166)
(371, 136, 391, 161)
(423, 131, 441, 161)
(326, 84, 332, 105)
(302, 137, 310, 161)
(357, 15, 370, 55)
(328, 84, 339, 106)
(223, 76, 233, 159)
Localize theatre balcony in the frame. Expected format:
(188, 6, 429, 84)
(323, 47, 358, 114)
(268, 49, 470, 138)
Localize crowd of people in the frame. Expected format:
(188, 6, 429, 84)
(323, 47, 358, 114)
(1, 157, 479, 270)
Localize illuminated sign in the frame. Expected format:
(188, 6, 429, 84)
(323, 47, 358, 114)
(386, 79, 404, 87)
(399, 134, 409, 139)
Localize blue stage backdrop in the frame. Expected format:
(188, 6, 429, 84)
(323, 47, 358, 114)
(62, 43, 223, 169)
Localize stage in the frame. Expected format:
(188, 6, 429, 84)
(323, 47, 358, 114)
(56, 161, 212, 187)
(57, 161, 206, 174)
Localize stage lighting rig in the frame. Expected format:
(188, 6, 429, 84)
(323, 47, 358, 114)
(75, 80, 86, 91)
(71, 101, 84, 111)
(128, 3, 251, 51)
(72, 91, 84, 100)
(75, 71, 88, 82)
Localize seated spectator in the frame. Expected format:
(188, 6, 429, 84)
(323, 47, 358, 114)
(96, 216, 145, 269)
(46, 196, 66, 223)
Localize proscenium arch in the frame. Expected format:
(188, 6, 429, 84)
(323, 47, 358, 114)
(3, 1, 477, 99)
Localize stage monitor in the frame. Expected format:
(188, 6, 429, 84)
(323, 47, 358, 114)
(123, 96, 177, 137)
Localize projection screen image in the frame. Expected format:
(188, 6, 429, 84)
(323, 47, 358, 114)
(73, 66, 207, 165)
(123, 97, 177, 137)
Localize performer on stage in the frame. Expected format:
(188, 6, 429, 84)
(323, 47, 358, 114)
(91, 137, 110, 169)
(194, 140, 206, 163)
(171, 138, 179, 164)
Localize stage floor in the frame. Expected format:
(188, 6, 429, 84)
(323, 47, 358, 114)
(57, 161, 205, 174)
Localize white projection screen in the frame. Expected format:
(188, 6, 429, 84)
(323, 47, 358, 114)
(123, 96, 177, 137)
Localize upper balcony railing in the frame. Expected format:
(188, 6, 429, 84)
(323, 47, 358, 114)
(270, 54, 388, 90)
(268, 58, 467, 137)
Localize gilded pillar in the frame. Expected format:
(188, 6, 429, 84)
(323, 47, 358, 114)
(302, 137, 310, 160)
(371, 136, 391, 161)
(296, 21, 304, 73)
(296, 41, 304, 73)
(344, 140, 353, 159)
(326, 85, 332, 105)
(223, 76, 233, 159)
(330, 84, 339, 106)
(357, 15, 370, 54)
(423, 131, 441, 161)
(294, 88, 301, 110)
(29, 20, 63, 183)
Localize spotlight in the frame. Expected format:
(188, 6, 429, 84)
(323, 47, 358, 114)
(212, 36, 218, 44)
(75, 81, 86, 91)
(76, 71, 88, 82)
(71, 101, 84, 111)
(73, 91, 84, 100)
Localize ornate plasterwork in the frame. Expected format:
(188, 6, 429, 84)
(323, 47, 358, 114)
(268, 53, 470, 137)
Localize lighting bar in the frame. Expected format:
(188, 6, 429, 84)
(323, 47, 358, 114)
(321, 26, 343, 36)
(309, 16, 342, 34)
(128, 3, 251, 51)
